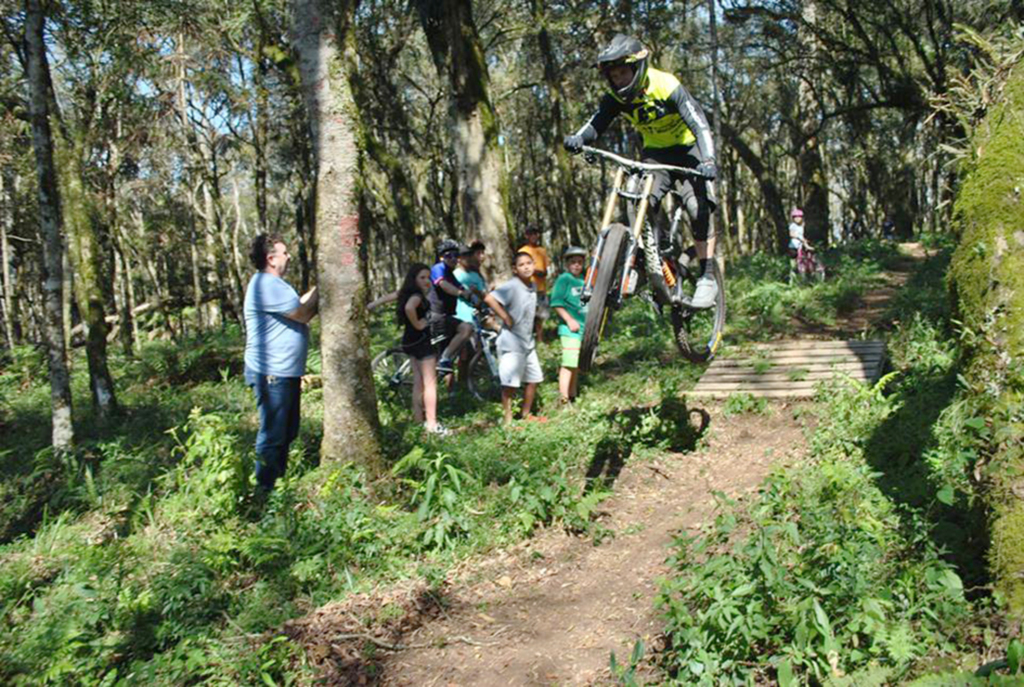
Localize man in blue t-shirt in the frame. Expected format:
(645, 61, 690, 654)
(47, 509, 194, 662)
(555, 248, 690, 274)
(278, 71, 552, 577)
(244, 234, 319, 494)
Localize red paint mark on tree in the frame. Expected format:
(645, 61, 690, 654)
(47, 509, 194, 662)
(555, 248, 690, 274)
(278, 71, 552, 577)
(338, 215, 359, 238)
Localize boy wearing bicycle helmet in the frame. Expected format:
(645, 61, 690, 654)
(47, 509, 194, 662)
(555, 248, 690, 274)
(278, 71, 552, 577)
(564, 33, 719, 309)
(550, 246, 588, 404)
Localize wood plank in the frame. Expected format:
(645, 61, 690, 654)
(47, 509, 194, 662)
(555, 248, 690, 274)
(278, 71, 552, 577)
(720, 346, 884, 358)
(692, 338, 887, 399)
(690, 388, 824, 399)
(697, 369, 874, 383)
(724, 352, 884, 362)
(741, 340, 883, 351)
(708, 355, 884, 368)
(695, 379, 861, 391)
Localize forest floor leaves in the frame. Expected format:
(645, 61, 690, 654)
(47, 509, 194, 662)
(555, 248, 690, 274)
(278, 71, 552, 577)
(289, 244, 927, 685)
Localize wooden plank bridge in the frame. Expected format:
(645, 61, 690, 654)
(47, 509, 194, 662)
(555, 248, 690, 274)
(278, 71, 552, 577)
(691, 340, 887, 399)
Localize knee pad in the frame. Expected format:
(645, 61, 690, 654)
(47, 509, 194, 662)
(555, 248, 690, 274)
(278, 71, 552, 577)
(688, 197, 714, 241)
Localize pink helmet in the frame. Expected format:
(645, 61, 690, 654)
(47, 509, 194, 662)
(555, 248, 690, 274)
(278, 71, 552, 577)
(791, 208, 804, 218)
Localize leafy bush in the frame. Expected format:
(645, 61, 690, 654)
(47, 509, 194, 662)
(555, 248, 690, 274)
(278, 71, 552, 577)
(657, 374, 972, 685)
(131, 330, 243, 387)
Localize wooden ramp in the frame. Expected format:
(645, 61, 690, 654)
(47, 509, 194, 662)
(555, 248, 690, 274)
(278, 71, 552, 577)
(691, 340, 887, 399)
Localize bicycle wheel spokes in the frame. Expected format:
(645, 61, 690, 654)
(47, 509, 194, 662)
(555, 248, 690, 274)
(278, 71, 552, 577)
(671, 259, 726, 363)
(371, 348, 413, 399)
(467, 348, 501, 401)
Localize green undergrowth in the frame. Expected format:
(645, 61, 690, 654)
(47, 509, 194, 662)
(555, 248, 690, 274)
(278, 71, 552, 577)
(0, 239, 982, 684)
(726, 238, 900, 339)
(0, 293, 711, 684)
(657, 243, 1021, 684)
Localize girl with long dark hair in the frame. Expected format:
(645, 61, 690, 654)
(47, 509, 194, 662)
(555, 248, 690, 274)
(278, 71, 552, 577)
(396, 263, 446, 435)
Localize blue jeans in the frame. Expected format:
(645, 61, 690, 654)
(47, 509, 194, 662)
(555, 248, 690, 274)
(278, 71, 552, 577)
(245, 368, 301, 490)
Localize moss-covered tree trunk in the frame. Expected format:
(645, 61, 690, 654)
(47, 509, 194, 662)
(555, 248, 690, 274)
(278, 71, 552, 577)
(950, 64, 1024, 617)
(63, 138, 118, 420)
(415, 0, 513, 280)
(26, 0, 74, 452)
(291, 0, 382, 472)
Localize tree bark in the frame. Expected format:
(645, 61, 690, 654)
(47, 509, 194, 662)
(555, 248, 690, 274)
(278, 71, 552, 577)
(795, 0, 830, 244)
(26, 0, 74, 452)
(720, 122, 788, 249)
(415, 0, 513, 280)
(63, 136, 118, 419)
(0, 171, 16, 349)
(291, 0, 382, 471)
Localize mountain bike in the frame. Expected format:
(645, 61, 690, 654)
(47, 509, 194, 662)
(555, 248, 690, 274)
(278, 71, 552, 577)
(795, 245, 826, 282)
(371, 309, 501, 402)
(578, 146, 726, 373)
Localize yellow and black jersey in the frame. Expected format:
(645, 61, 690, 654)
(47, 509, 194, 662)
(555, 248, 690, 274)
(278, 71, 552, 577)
(576, 67, 715, 159)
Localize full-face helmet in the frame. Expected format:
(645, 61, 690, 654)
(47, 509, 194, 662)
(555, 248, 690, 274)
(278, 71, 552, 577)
(595, 34, 650, 103)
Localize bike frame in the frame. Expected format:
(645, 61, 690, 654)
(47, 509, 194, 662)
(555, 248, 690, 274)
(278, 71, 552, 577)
(580, 146, 703, 308)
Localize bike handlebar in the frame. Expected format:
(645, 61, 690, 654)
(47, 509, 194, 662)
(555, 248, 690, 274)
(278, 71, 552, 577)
(580, 145, 709, 178)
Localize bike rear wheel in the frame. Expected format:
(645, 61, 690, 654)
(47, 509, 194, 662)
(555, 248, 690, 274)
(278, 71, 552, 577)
(467, 347, 500, 401)
(580, 223, 629, 373)
(671, 258, 726, 363)
(371, 348, 413, 399)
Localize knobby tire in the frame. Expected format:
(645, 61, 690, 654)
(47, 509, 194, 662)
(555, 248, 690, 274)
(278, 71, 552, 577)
(671, 258, 726, 363)
(580, 224, 628, 373)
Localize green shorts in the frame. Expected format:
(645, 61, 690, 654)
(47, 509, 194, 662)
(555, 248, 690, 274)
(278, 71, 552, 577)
(560, 336, 581, 369)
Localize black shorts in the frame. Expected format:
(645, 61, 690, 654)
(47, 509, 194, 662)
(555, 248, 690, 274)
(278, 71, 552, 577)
(428, 312, 457, 353)
(642, 145, 717, 241)
(402, 331, 436, 360)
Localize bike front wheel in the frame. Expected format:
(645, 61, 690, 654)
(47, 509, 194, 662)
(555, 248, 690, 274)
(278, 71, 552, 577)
(671, 258, 726, 363)
(580, 223, 629, 373)
(371, 348, 413, 399)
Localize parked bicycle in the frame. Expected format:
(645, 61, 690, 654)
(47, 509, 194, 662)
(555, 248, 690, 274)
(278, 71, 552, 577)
(578, 146, 726, 372)
(372, 308, 501, 402)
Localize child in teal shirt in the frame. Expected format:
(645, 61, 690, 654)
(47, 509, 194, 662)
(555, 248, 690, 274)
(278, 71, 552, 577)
(549, 247, 588, 403)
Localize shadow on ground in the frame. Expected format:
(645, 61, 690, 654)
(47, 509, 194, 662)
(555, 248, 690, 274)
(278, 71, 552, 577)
(586, 389, 710, 493)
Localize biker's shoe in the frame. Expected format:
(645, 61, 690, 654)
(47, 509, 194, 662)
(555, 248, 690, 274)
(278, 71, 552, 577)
(690, 275, 719, 309)
(436, 357, 455, 375)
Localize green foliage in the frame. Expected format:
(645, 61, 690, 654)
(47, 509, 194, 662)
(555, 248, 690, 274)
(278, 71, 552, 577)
(393, 447, 475, 550)
(658, 440, 969, 684)
(721, 392, 770, 417)
(165, 408, 250, 524)
(131, 330, 244, 387)
(657, 295, 983, 685)
(610, 639, 645, 686)
(726, 240, 896, 339)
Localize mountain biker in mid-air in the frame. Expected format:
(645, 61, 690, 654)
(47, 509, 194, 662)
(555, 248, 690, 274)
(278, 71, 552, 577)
(563, 33, 720, 309)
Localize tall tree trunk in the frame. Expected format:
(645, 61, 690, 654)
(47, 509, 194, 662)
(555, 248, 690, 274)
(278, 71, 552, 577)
(63, 138, 118, 419)
(26, 0, 74, 452)
(113, 231, 136, 356)
(795, 0, 829, 244)
(291, 0, 382, 471)
(415, 0, 513, 280)
(532, 1, 581, 247)
(0, 171, 16, 349)
(707, 0, 731, 256)
(721, 122, 788, 249)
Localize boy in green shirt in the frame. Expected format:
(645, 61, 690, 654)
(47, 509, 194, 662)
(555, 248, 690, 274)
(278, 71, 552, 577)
(549, 247, 588, 403)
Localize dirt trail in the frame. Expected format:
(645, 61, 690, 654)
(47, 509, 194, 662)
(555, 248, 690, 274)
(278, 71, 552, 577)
(287, 244, 925, 685)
